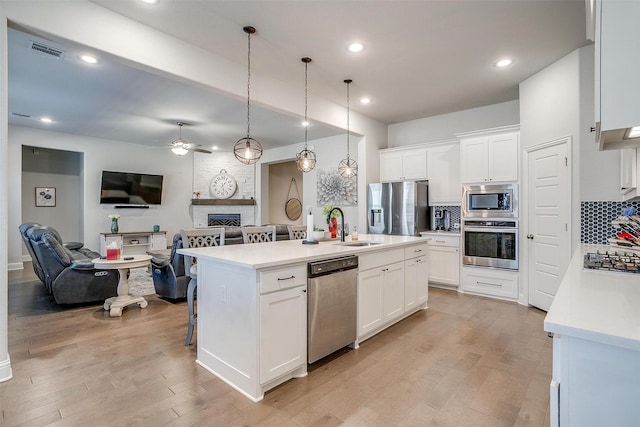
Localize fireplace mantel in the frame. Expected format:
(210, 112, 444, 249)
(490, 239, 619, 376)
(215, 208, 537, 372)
(191, 199, 256, 206)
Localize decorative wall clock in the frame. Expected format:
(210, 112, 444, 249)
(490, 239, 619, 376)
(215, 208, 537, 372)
(209, 169, 237, 199)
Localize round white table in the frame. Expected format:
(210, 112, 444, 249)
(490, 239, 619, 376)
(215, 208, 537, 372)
(92, 254, 153, 317)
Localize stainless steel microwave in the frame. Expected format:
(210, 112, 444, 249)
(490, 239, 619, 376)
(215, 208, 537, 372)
(463, 184, 518, 218)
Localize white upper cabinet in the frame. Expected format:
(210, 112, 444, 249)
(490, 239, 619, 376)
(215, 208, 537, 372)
(458, 127, 519, 184)
(380, 147, 427, 181)
(596, 0, 640, 149)
(427, 142, 461, 205)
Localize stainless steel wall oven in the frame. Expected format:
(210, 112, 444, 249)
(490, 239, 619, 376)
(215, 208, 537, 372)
(462, 219, 518, 270)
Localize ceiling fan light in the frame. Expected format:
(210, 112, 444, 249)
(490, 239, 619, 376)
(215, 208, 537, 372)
(171, 146, 188, 156)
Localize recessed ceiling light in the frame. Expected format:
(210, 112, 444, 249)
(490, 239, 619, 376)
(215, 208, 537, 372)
(140, 0, 159, 4)
(348, 43, 364, 53)
(360, 97, 371, 105)
(40, 117, 53, 123)
(211, 146, 219, 151)
(302, 120, 310, 127)
(80, 55, 98, 64)
(495, 58, 514, 68)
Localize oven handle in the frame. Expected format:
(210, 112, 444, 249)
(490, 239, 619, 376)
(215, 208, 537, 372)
(463, 227, 518, 233)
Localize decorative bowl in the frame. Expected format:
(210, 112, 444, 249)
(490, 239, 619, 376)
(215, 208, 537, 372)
(312, 231, 325, 241)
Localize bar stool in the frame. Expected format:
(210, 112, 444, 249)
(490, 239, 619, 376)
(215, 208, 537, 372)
(241, 225, 276, 244)
(179, 227, 225, 346)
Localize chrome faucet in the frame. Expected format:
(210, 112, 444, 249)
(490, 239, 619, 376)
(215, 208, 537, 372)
(327, 207, 345, 242)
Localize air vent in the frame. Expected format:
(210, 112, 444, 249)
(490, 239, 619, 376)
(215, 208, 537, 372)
(30, 41, 64, 59)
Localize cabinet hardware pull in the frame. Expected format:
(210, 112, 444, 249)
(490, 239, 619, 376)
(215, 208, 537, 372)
(526, 234, 534, 240)
(436, 240, 445, 243)
(414, 249, 422, 253)
(477, 281, 501, 287)
(302, 289, 307, 293)
(277, 275, 295, 281)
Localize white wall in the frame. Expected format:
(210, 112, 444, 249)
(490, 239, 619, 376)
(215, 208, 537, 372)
(257, 134, 361, 232)
(8, 125, 194, 267)
(268, 161, 303, 225)
(21, 146, 83, 247)
(388, 100, 520, 147)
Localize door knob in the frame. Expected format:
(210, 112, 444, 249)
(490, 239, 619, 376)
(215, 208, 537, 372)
(526, 234, 534, 240)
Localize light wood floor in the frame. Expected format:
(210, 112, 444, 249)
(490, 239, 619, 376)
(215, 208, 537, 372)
(1, 265, 551, 426)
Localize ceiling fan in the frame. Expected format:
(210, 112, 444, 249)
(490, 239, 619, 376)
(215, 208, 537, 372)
(167, 121, 212, 155)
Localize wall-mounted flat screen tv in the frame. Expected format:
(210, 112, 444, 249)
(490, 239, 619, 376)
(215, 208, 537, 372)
(100, 170, 164, 205)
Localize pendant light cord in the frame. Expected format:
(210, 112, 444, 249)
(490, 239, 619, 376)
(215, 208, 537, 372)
(246, 29, 252, 140)
(345, 79, 351, 160)
(304, 59, 309, 148)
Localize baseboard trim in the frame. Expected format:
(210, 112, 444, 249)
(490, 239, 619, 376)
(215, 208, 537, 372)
(8, 262, 24, 271)
(0, 354, 12, 383)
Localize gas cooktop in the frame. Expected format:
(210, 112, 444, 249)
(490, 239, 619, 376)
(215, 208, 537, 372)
(584, 250, 640, 274)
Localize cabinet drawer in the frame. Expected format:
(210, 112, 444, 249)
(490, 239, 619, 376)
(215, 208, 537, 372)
(260, 264, 307, 294)
(461, 266, 518, 299)
(404, 243, 429, 259)
(359, 248, 404, 271)
(427, 235, 460, 247)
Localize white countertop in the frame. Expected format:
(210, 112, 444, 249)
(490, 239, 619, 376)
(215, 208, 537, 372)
(544, 244, 640, 352)
(178, 234, 425, 270)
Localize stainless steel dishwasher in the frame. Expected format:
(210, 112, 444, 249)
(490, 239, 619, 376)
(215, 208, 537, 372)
(307, 255, 358, 363)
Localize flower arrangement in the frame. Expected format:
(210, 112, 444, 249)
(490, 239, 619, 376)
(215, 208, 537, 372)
(322, 205, 342, 219)
(193, 191, 201, 199)
(108, 214, 120, 220)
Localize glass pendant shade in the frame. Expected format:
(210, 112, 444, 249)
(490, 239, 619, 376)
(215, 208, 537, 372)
(296, 57, 316, 172)
(339, 79, 357, 177)
(235, 25, 263, 165)
(338, 156, 358, 177)
(234, 137, 262, 164)
(296, 148, 316, 172)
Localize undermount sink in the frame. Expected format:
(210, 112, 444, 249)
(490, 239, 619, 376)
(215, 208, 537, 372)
(335, 241, 383, 247)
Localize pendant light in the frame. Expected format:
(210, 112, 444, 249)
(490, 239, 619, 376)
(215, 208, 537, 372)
(171, 121, 189, 156)
(296, 57, 316, 172)
(234, 26, 263, 165)
(338, 79, 358, 177)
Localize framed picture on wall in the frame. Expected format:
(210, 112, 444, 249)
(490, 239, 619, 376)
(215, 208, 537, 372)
(35, 187, 56, 207)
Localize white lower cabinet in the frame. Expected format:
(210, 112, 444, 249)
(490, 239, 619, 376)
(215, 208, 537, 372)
(260, 284, 307, 384)
(461, 265, 518, 300)
(404, 243, 429, 311)
(551, 333, 640, 426)
(382, 261, 405, 323)
(357, 268, 384, 337)
(357, 243, 430, 343)
(357, 259, 405, 337)
(422, 234, 460, 287)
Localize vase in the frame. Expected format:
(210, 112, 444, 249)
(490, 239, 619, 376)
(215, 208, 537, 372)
(328, 217, 338, 239)
(111, 218, 119, 233)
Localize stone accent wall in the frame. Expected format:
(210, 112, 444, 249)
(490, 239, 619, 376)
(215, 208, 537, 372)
(191, 152, 256, 227)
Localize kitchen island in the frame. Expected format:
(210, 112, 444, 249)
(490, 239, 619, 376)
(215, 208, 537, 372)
(544, 244, 640, 426)
(179, 234, 429, 401)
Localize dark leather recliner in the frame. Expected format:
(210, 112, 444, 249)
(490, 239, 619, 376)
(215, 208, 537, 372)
(25, 225, 118, 304)
(19, 222, 100, 289)
(151, 233, 189, 299)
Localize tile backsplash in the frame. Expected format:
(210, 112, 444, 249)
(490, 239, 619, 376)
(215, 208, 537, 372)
(581, 201, 640, 244)
(431, 205, 461, 230)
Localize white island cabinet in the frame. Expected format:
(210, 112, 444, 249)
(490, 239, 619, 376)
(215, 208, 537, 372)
(544, 245, 640, 426)
(179, 234, 428, 402)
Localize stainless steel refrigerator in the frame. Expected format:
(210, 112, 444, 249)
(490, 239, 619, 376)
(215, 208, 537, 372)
(367, 181, 429, 236)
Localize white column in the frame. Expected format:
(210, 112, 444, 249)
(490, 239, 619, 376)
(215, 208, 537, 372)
(0, 10, 14, 383)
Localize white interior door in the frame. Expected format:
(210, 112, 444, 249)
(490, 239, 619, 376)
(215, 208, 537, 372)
(527, 139, 571, 311)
